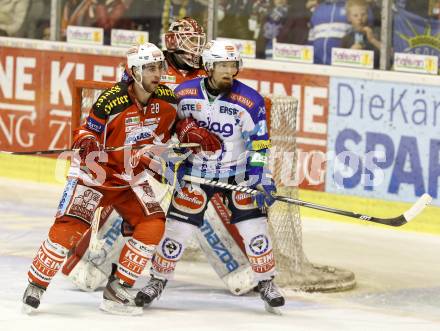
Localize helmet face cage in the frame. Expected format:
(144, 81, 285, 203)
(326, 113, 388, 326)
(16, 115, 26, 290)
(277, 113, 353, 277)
(165, 17, 206, 68)
(201, 40, 243, 73)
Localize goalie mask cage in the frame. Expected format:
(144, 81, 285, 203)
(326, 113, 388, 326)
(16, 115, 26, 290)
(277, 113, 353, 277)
(71, 79, 355, 292)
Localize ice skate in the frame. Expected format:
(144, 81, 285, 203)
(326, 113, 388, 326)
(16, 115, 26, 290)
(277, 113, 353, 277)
(22, 282, 45, 314)
(258, 279, 284, 315)
(135, 276, 167, 307)
(100, 269, 142, 316)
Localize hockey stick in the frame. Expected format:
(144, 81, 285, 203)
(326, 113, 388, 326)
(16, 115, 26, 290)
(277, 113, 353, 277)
(0, 142, 200, 156)
(183, 175, 432, 227)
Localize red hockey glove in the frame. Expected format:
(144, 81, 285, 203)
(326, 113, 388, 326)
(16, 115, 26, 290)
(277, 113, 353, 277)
(176, 117, 221, 153)
(72, 136, 101, 164)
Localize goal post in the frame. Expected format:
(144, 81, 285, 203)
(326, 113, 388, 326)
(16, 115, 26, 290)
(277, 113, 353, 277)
(71, 80, 356, 292)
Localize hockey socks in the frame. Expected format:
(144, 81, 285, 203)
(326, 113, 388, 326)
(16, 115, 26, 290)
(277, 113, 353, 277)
(115, 238, 155, 286)
(28, 239, 68, 289)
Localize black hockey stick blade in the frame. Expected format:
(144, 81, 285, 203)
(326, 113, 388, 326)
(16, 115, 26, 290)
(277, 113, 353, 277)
(183, 176, 432, 227)
(0, 142, 200, 156)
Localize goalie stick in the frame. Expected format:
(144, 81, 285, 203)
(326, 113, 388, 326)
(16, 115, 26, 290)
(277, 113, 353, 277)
(183, 175, 432, 227)
(0, 142, 200, 156)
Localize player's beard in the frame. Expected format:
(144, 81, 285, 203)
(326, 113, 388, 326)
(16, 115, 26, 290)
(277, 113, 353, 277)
(211, 77, 233, 95)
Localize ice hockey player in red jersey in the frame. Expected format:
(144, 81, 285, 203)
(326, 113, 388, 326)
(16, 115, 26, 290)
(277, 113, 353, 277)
(62, 17, 258, 298)
(22, 42, 182, 315)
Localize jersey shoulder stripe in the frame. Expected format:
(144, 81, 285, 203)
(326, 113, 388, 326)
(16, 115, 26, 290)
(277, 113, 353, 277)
(93, 82, 132, 119)
(174, 78, 204, 101)
(222, 80, 264, 112)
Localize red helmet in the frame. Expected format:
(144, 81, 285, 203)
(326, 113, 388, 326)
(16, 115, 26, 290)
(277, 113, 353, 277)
(164, 17, 206, 68)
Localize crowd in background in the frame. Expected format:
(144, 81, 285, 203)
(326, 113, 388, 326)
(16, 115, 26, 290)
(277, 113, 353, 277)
(1, 0, 440, 68)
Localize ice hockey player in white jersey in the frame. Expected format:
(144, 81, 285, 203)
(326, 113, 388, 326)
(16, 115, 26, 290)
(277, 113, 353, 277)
(135, 39, 285, 312)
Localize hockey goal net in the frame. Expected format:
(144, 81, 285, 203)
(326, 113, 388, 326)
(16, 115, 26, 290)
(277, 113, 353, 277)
(71, 79, 355, 292)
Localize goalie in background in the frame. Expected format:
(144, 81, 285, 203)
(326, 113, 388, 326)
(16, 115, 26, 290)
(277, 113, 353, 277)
(22, 42, 183, 315)
(135, 39, 285, 311)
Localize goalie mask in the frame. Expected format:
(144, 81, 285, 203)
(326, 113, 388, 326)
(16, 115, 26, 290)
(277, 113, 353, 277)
(126, 42, 167, 92)
(201, 40, 243, 74)
(164, 17, 206, 68)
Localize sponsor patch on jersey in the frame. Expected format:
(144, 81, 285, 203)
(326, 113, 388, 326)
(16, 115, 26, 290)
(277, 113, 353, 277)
(196, 120, 234, 138)
(251, 140, 271, 150)
(94, 84, 130, 115)
(172, 186, 207, 214)
(196, 102, 202, 111)
(229, 93, 255, 109)
(176, 88, 198, 98)
(125, 124, 158, 144)
(125, 124, 141, 133)
(86, 117, 105, 133)
(250, 152, 268, 167)
(94, 85, 122, 108)
(232, 191, 255, 210)
(249, 234, 270, 255)
(64, 185, 103, 224)
(125, 116, 140, 125)
(160, 74, 177, 83)
(161, 238, 183, 259)
(144, 118, 159, 125)
(155, 86, 175, 97)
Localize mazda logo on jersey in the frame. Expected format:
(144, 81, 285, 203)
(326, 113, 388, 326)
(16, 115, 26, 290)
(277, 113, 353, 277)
(197, 120, 233, 137)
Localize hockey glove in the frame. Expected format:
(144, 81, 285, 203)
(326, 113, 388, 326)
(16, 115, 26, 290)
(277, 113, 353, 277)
(72, 135, 101, 165)
(176, 117, 222, 153)
(247, 153, 277, 209)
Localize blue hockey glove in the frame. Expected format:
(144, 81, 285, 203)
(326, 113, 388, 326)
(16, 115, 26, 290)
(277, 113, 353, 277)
(247, 165, 277, 209)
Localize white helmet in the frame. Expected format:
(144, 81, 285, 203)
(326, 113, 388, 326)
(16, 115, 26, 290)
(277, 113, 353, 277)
(201, 40, 243, 72)
(126, 42, 167, 70)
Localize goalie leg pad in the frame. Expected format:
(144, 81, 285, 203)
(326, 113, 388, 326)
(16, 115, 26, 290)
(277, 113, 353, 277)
(151, 219, 196, 280)
(28, 238, 68, 288)
(235, 217, 276, 281)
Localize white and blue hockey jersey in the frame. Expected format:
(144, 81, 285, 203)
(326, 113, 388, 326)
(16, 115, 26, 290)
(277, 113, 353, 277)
(175, 78, 271, 179)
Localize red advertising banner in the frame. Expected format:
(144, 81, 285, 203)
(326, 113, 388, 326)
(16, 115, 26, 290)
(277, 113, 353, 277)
(0, 46, 122, 152)
(0, 42, 328, 190)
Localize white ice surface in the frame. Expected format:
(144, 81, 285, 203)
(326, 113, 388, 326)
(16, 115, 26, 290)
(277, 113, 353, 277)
(0, 177, 439, 331)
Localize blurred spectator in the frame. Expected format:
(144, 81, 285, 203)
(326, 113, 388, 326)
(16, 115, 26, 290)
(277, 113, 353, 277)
(24, 0, 50, 39)
(217, 0, 253, 39)
(0, 0, 30, 37)
(308, 0, 350, 65)
(252, 0, 289, 58)
(308, 0, 378, 65)
(277, 1, 311, 45)
(341, 0, 380, 67)
(62, 0, 135, 44)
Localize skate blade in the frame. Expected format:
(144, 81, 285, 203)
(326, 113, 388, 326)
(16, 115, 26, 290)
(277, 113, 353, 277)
(100, 299, 142, 316)
(21, 303, 36, 315)
(264, 302, 282, 315)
